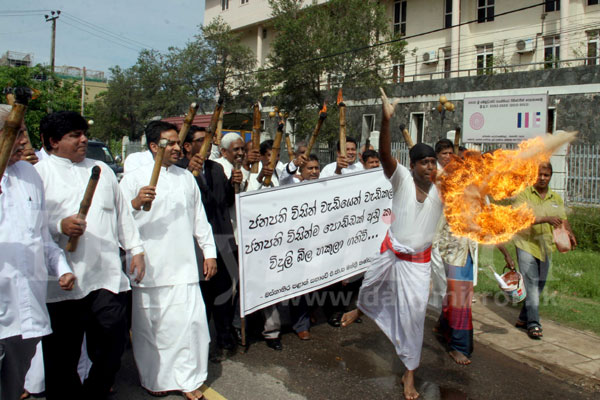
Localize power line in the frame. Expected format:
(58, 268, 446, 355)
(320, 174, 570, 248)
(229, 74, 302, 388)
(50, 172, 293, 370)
(60, 19, 143, 53)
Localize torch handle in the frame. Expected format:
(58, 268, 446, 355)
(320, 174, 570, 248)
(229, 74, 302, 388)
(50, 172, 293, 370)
(339, 104, 347, 157)
(196, 102, 223, 176)
(453, 127, 461, 155)
(304, 116, 326, 158)
(0, 103, 27, 182)
(264, 127, 283, 187)
(66, 166, 101, 252)
(178, 103, 200, 145)
(215, 111, 224, 146)
(285, 135, 294, 160)
(233, 161, 242, 194)
(143, 146, 166, 212)
(402, 128, 414, 149)
(251, 104, 261, 173)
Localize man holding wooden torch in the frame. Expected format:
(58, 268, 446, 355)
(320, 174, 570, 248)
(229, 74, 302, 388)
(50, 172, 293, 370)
(320, 136, 364, 177)
(0, 105, 75, 400)
(34, 111, 145, 400)
(178, 125, 242, 360)
(120, 121, 216, 400)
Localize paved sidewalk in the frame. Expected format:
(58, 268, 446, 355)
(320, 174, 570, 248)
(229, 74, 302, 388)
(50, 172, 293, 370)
(471, 292, 600, 392)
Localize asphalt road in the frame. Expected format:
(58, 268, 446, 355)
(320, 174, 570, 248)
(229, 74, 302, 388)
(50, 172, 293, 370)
(89, 311, 599, 400)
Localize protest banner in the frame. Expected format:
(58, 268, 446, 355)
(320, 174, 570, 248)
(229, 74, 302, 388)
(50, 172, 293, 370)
(463, 94, 548, 143)
(237, 169, 392, 316)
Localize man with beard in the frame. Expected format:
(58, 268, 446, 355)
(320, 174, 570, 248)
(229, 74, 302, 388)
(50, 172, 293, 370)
(120, 121, 217, 400)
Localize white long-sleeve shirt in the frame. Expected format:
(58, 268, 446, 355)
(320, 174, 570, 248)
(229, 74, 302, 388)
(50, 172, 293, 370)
(35, 155, 144, 302)
(0, 161, 72, 339)
(247, 161, 280, 191)
(319, 160, 364, 177)
(119, 164, 216, 288)
(124, 150, 153, 175)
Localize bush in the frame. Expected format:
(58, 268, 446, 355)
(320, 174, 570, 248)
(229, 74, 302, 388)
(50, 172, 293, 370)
(567, 206, 600, 252)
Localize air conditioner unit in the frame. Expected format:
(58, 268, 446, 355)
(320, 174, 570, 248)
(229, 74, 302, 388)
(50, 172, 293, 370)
(516, 39, 534, 53)
(422, 50, 438, 64)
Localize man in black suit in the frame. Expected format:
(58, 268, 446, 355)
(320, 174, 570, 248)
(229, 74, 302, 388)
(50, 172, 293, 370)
(178, 126, 243, 360)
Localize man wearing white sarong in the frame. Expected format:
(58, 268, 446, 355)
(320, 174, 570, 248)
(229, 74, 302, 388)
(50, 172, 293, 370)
(120, 121, 217, 400)
(342, 89, 443, 400)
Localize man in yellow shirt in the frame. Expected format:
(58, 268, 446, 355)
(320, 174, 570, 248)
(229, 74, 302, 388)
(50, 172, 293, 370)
(512, 162, 576, 339)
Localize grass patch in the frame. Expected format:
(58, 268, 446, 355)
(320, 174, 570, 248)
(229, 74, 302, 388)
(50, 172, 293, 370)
(476, 244, 600, 335)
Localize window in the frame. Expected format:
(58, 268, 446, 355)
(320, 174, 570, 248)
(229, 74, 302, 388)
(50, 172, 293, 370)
(590, 0, 599, 5)
(260, 119, 265, 131)
(392, 64, 405, 83)
(477, 0, 494, 23)
(588, 31, 600, 65)
(362, 115, 376, 143)
(409, 113, 424, 144)
(547, 108, 556, 134)
(221, 0, 229, 10)
(545, 0, 560, 12)
(544, 36, 560, 69)
(444, 0, 453, 29)
(241, 0, 249, 4)
(443, 48, 451, 78)
(394, 0, 407, 36)
(262, 28, 268, 39)
(476, 44, 493, 75)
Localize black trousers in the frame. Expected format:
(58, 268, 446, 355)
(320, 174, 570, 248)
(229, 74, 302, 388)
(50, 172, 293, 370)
(43, 289, 128, 400)
(200, 254, 235, 348)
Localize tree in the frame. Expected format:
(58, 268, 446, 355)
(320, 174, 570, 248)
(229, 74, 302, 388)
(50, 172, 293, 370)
(260, 0, 406, 143)
(0, 65, 83, 148)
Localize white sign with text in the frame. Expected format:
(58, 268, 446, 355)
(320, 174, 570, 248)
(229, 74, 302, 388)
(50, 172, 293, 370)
(237, 169, 392, 316)
(463, 94, 548, 143)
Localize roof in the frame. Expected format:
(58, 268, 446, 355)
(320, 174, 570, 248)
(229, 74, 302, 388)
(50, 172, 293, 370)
(162, 112, 253, 131)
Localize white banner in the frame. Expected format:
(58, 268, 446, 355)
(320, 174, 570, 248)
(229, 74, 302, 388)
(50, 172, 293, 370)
(463, 94, 548, 143)
(237, 169, 392, 316)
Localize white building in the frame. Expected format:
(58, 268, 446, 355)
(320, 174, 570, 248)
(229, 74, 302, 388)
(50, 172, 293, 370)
(205, 0, 600, 82)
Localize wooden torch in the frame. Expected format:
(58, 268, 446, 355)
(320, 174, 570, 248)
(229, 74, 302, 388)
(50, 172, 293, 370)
(215, 106, 224, 146)
(0, 88, 33, 183)
(304, 103, 327, 157)
(143, 139, 168, 212)
(453, 126, 461, 155)
(263, 120, 284, 187)
(197, 98, 224, 176)
(399, 124, 414, 148)
(251, 102, 262, 173)
(66, 166, 101, 252)
(337, 89, 347, 157)
(178, 102, 200, 145)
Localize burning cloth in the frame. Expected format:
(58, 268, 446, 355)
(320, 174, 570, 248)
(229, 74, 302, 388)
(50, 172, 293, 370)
(357, 163, 443, 370)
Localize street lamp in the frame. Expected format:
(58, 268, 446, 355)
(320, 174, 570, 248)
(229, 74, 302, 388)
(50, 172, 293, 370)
(435, 95, 455, 140)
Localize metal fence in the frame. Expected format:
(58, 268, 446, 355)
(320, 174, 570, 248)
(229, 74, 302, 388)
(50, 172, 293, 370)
(567, 145, 600, 205)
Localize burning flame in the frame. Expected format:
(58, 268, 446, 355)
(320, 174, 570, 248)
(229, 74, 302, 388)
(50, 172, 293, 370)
(320, 102, 327, 115)
(337, 88, 343, 105)
(438, 131, 577, 244)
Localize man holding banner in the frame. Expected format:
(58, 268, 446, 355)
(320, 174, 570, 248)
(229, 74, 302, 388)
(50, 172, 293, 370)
(343, 89, 443, 400)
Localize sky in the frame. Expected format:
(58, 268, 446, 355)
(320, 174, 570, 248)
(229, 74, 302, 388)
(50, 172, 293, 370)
(0, 0, 206, 76)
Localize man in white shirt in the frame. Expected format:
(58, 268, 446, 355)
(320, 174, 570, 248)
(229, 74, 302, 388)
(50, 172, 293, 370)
(120, 121, 217, 400)
(319, 137, 364, 177)
(247, 139, 280, 190)
(123, 149, 153, 174)
(35, 111, 145, 400)
(0, 105, 75, 400)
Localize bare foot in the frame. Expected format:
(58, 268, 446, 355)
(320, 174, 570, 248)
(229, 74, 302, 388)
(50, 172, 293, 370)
(449, 350, 471, 365)
(401, 370, 419, 400)
(182, 388, 204, 400)
(341, 309, 363, 327)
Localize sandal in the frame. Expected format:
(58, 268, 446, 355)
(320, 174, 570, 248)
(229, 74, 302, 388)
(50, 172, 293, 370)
(515, 320, 527, 330)
(527, 326, 543, 339)
(146, 389, 169, 397)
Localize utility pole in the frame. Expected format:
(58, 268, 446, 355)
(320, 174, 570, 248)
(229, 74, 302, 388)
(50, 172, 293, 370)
(80, 67, 86, 115)
(45, 10, 60, 73)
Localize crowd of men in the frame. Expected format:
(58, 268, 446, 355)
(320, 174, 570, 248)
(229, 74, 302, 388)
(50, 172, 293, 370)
(1, 89, 570, 400)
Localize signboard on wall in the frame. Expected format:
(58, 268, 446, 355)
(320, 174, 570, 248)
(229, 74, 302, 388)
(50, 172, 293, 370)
(462, 94, 548, 143)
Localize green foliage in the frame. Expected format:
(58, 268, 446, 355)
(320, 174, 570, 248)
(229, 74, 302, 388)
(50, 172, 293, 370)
(262, 0, 406, 139)
(0, 65, 85, 148)
(91, 18, 257, 141)
(566, 206, 600, 252)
